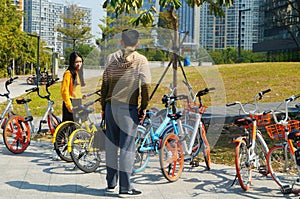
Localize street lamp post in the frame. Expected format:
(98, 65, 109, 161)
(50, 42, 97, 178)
(27, 33, 41, 81)
(45, 46, 59, 79)
(238, 8, 250, 62)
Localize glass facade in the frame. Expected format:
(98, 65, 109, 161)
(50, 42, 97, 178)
(199, 0, 264, 51)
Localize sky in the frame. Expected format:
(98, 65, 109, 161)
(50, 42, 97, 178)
(51, 0, 106, 39)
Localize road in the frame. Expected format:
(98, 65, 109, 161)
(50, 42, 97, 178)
(0, 138, 291, 199)
(0, 68, 102, 104)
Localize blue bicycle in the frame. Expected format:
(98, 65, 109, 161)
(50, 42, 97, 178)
(134, 87, 193, 182)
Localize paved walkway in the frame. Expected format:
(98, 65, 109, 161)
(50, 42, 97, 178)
(0, 137, 295, 199)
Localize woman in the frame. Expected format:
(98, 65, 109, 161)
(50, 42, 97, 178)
(61, 51, 85, 122)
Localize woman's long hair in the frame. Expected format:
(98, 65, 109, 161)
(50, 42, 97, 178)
(68, 52, 85, 86)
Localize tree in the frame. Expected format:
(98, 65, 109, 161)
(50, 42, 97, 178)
(56, 4, 93, 51)
(103, 0, 233, 96)
(0, 0, 37, 76)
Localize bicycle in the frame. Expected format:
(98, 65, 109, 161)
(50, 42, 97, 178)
(144, 81, 212, 170)
(52, 89, 101, 163)
(265, 93, 300, 194)
(226, 89, 271, 191)
(134, 86, 186, 182)
(2, 78, 61, 154)
(67, 94, 105, 173)
(178, 80, 213, 169)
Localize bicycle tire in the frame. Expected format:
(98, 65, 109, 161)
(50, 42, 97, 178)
(162, 123, 201, 162)
(255, 131, 269, 175)
(267, 145, 300, 194)
(133, 126, 151, 173)
(235, 139, 252, 191)
(69, 129, 101, 173)
(3, 115, 31, 154)
(159, 133, 184, 182)
(53, 121, 80, 162)
(200, 123, 211, 170)
(47, 113, 61, 135)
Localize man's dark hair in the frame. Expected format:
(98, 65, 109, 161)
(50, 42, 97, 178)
(122, 29, 139, 47)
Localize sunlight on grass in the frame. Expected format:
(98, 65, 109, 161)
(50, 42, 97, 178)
(1, 62, 299, 117)
(1, 62, 299, 165)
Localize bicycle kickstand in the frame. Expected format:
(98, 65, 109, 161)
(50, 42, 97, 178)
(230, 174, 238, 187)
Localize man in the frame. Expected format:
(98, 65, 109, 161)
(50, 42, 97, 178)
(101, 29, 151, 197)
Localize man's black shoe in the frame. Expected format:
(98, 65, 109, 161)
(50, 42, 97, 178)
(119, 189, 142, 197)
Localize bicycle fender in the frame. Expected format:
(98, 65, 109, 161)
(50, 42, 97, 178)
(52, 121, 80, 143)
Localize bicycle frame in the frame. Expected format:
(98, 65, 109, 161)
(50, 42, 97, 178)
(228, 89, 271, 149)
(22, 79, 60, 135)
(138, 103, 180, 154)
(67, 120, 98, 153)
(180, 87, 214, 157)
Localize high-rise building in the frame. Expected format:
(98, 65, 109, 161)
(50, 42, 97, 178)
(253, 0, 300, 55)
(177, 1, 200, 45)
(23, 0, 92, 55)
(11, 0, 24, 30)
(199, 0, 264, 51)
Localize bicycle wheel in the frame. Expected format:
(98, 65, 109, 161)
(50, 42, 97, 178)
(69, 129, 101, 173)
(47, 113, 61, 135)
(267, 145, 300, 194)
(235, 139, 252, 191)
(53, 121, 80, 162)
(3, 115, 31, 154)
(133, 126, 151, 173)
(162, 123, 200, 162)
(255, 131, 269, 175)
(159, 133, 184, 182)
(200, 123, 211, 170)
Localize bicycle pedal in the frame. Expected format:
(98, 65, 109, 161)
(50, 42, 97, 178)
(258, 166, 268, 175)
(280, 185, 293, 194)
(40, 129, 49, 134)
(190, 161, 199, 167)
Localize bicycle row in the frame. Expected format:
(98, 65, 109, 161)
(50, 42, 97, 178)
(2, 76, 300, 195)
(51, 83, 212, 183)
(0, 77, 61, 154)
(227, 89, 300, 195)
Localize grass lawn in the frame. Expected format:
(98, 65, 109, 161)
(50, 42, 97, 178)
(1, 62, 300, 165)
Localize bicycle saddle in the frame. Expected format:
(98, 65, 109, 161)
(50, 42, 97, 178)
(234, 117, 253, 126)
(287, 129, 300, 141)
(16, 98, 32, 104)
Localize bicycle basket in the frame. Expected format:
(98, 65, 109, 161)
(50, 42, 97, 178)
(250, 113, 271, 126)
(265, 120, 300, 140)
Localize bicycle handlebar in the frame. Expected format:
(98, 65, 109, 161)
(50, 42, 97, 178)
(226, 89, 271, 115)
(196, 87, 216, 97)
(273, 93, 300, 124)
(285, 93, 300, 102)
(25, 87, 39, 93)
(0, 76, 19, 98)
(73, 97, 101, 113)
(84, 89, 101, 98)
(25, 78, 59, 100)
(258, 88, 271, 100)
(84, 97, 101, 107)
(226, 102, 237, 107)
